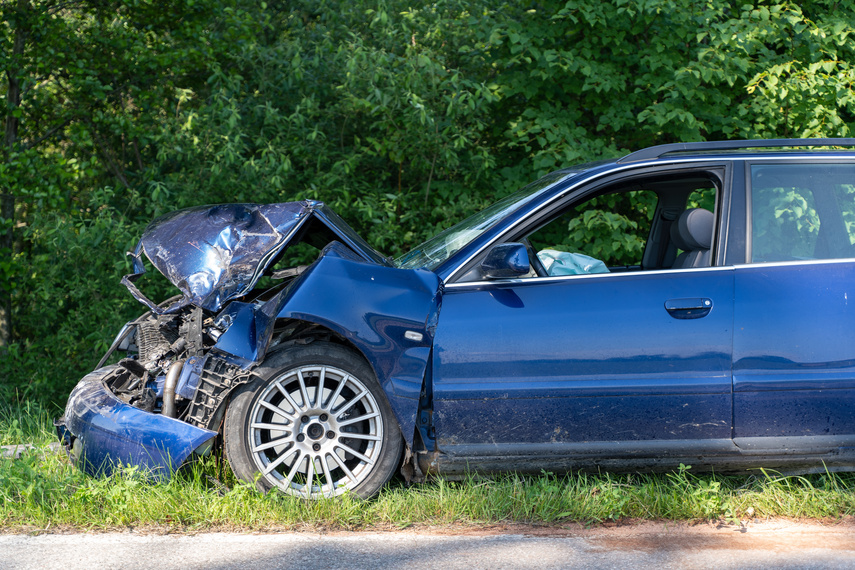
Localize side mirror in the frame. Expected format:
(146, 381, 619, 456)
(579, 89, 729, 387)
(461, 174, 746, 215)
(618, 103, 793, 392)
(480, 243, 530, 279)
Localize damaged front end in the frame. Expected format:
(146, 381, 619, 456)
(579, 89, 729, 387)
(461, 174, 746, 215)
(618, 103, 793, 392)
(56, 201, 440, 484)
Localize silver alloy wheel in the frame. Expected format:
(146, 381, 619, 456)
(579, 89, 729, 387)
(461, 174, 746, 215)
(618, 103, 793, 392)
(247, 364, 384, 498)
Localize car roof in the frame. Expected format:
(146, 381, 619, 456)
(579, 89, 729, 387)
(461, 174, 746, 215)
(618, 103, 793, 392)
(617, 138, 855, 164)
(434, 138, 855, 282)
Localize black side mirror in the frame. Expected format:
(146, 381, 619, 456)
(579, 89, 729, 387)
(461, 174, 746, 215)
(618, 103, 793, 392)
(480, 243, 530, 279)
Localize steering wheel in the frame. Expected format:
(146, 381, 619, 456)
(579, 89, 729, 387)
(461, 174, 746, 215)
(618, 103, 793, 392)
(521, 238, 548, 277)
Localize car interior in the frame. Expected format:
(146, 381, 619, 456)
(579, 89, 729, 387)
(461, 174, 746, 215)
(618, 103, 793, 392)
(463, 172, 722, 281)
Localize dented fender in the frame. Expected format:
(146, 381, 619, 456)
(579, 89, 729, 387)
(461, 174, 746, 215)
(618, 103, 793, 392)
(212, 241, 442, 449)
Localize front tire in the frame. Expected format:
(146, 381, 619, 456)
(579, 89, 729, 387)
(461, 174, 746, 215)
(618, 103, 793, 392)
(224, 342, 403, 499)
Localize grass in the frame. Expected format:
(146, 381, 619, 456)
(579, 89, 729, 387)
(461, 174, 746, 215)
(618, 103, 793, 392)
(3, 401, 855, 532)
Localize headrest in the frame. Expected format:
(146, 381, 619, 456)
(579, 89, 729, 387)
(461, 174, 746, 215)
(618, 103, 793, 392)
(670, 208, 713, 251)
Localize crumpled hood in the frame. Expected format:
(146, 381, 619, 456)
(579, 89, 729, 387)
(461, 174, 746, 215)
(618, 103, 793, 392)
(122, 201, 385, 314)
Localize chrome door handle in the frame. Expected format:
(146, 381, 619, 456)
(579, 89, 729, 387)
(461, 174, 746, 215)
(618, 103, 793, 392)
(665, 298, 713, 319)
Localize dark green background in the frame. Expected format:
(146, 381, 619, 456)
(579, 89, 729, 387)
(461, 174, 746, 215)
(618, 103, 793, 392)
(2, 0, 854, 406)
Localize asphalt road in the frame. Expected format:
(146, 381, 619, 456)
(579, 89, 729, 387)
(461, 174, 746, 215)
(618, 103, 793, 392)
(3, 520, 855, 569)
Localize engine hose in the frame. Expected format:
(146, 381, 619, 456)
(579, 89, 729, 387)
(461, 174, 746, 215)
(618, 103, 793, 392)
(162, 359, 185, 418)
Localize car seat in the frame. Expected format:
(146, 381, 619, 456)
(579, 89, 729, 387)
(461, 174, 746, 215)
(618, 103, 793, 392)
(670, 208, 713, 268)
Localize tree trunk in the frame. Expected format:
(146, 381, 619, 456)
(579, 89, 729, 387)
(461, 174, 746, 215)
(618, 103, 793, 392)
(1, 0, 28, 348)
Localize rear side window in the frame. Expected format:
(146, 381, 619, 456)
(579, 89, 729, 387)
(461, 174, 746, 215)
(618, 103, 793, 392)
(749, 163, 855, 263)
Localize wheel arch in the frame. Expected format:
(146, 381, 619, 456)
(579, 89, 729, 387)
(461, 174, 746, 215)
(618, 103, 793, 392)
(209, 246, 441, 454)
(261, 312, 428, 456)
(223, 340, 404, 498)
(264, 318, 389, 411)
(267, 317, 365, 362)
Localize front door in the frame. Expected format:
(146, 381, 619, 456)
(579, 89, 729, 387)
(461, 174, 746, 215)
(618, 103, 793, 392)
(431, 268, 734, 458)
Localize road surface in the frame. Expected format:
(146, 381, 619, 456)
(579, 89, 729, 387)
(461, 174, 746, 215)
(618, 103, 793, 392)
(2, 520, 854, 569)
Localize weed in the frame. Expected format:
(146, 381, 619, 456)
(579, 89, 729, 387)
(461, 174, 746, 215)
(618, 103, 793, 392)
(3, 403, 855, 531)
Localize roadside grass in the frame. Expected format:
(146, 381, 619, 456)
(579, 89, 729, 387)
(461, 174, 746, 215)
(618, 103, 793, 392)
(3, 402, 855, 532)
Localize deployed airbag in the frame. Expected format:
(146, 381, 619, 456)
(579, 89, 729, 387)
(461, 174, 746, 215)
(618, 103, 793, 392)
(537, 249, 609, 276)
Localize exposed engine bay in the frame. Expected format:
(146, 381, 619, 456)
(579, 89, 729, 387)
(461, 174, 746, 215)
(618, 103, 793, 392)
(105, 304, 233, 428)
(93, 201, 370, 431)
(103, 281, 326, 432)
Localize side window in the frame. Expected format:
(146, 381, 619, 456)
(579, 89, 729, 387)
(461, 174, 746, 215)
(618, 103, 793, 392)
(688, 187, 716, 212)
(528, 190, 657, 270)
(750, 164, 855, 263)
(457, 171, 722, 283)
(520, 175, 718, 277)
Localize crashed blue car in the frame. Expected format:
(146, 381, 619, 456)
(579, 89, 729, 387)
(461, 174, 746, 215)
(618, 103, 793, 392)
(57, 138, 855, 499)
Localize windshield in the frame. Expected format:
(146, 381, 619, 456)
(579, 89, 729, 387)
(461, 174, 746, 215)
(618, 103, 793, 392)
(395, 169, 578, 270)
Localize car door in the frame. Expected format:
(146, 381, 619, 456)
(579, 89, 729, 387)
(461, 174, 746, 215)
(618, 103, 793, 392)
(733, 161, 855, 452)
(429, 167, 736, 467)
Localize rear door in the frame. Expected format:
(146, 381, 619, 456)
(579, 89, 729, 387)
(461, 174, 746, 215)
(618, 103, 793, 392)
(733, 161, 855, 451)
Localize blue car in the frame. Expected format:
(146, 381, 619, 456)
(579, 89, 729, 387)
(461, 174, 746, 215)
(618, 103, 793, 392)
(56, 138, 855, 499)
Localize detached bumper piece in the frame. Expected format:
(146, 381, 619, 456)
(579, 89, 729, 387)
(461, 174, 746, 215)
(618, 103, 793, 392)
(55, 366, 217, 479)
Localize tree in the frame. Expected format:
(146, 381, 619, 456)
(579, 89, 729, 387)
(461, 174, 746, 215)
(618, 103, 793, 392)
(3, 0, 855, 406)
(0, 0, 252, 401)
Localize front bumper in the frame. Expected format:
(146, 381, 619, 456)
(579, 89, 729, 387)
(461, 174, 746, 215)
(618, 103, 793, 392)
(55, 366, 217, 479)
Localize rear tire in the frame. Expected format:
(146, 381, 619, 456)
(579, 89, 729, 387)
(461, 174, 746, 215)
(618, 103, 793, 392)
(224, 342, 403, 499)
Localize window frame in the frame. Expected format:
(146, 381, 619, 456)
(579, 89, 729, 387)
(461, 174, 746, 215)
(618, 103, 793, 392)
(447, 163, 730, 284)
(744, 159, 855, 265)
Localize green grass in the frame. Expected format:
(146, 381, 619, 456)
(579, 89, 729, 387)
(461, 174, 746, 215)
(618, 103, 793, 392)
(3, 402, 855, 532)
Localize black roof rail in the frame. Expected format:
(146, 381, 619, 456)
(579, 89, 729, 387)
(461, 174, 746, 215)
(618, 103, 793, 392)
(617, 138, 855, 164)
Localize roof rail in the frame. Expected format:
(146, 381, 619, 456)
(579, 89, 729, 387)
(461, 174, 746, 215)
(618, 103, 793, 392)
(617, 138, 855, 164)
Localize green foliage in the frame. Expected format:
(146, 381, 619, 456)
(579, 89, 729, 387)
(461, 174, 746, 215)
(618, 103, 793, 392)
(0, 196, 149, 404)
(688, 188, 717, 212)
(0, 0, 257, 403)
(148, 0, 501, 255)
(530, 191, 656, 266)
(564, 192, 656, 265)
(752, 186, 821, 260)
(683, 1, 855, 138)
(2, 0, 855, 406)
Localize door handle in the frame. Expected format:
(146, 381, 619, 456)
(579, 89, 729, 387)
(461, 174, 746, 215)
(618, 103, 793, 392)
(665, 298, 712, 320)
